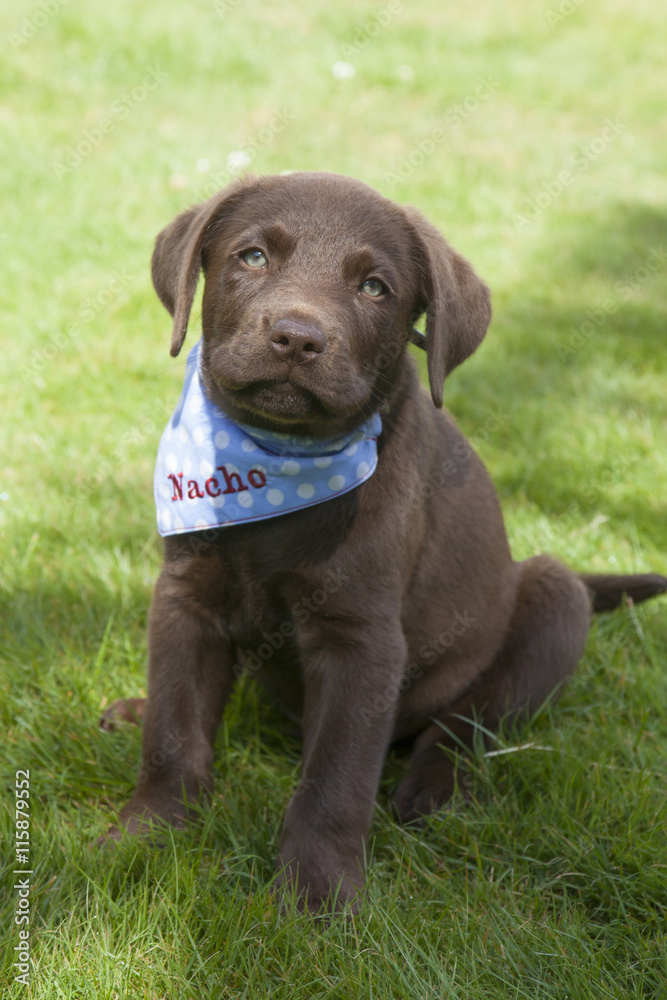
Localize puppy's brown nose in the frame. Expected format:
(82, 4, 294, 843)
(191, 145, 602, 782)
(269, 319, 327, 365)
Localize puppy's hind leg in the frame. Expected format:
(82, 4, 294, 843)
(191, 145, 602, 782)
(100, 697, 147, 731)
(391, 555, 591, 823)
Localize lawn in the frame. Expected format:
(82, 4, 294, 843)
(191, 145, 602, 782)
(1, 0, 666, 996)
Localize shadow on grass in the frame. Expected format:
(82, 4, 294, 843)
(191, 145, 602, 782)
(433, 201, 667, 550)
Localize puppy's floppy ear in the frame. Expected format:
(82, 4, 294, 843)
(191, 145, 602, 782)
(404, 206, 492, 408)
(151, 176, 260, 357)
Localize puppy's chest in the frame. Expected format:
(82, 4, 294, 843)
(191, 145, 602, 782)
(216, 541, 302, 649)
(215, 498, 357, 646)
(226, 575, 287, 648)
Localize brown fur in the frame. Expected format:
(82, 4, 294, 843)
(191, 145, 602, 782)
(102, 172, 666, 911)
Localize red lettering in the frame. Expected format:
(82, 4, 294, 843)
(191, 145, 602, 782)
(205, 477, 221, 497)
(187, 480, 205, 499)
(247, 468, 267, 489)
(167, 473, 183, 501)
(217, 466, 248, 494)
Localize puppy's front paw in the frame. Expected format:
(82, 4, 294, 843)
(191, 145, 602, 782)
(276, 842, 365, 915)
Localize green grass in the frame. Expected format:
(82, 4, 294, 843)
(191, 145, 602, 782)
(2, 0, 666, 996)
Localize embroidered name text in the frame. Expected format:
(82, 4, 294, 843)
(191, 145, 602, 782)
(168, 465, 267, 501)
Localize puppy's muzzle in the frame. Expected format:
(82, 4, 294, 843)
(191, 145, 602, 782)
(269, 318, 327, 366)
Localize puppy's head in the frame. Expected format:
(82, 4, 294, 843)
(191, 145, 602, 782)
(152, 172, 491, 433)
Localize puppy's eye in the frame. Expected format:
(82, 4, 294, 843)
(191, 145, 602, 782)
(241, 248, 268, 268)
(361, 278, 386, 298)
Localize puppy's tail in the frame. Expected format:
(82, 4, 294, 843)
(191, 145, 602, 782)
(580, 572, 667, 613)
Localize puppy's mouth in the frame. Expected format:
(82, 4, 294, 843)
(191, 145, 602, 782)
(202, 346, 376, 433)
(231, 379, 329, 422)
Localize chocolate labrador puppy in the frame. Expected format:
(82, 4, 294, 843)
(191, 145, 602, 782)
(102, 172, 665, 910)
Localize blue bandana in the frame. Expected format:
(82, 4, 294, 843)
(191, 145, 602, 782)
(154, 340, 382, 536)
